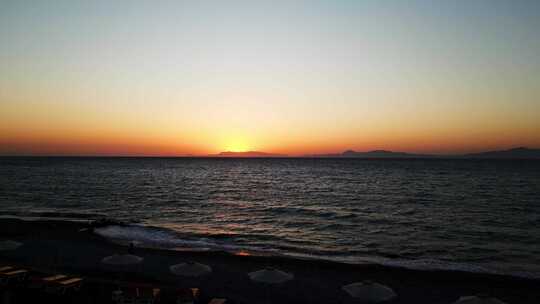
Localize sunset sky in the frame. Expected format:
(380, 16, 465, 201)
(1, 1, 539, 156)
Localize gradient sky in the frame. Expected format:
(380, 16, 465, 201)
(1, 0, 539, 156)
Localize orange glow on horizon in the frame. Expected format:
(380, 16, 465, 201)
(1, 1, 540, 157)
(1, 128, 539, 157)
(1, 93, 539, 157)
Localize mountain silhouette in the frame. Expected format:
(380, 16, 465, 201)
(206, 147, 540, 159)
(307, 150, 433, 158)
(341, 149, 432, 158)
(463, 147, 540, 159)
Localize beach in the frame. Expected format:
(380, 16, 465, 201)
(3, 0, 540, 303)
(1, 218, 539, 304)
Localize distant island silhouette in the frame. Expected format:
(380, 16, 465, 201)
(306, 150, 433, 158)
(462, 147, 540, 159)
(209, 147, 540, 159)
(309, 147, 540, 159)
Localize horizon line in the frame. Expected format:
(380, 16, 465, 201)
(0, 146, 537, 158)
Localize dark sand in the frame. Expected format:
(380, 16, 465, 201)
(1, 218, 539, 303)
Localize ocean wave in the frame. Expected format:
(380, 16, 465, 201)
(0, 210, 108, 221)
(259, 205, 358, 221)
(93, 223, 540, 280)
(4, 158, 540, 281)
(95, 225, 203, 246)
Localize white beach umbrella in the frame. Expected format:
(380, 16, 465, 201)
(342, 280, 397, 303)
(453, 295, 507, 304)
(248, 267, 294, 284)
(0, 240, 22, 251)
(101, 254, 143, 266)
(170, 261, 212, 277)
(249, 267, 294, 304)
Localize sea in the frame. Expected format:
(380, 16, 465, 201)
(1, 157, 539, 279)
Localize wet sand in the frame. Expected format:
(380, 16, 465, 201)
(1, 218, 539, 303)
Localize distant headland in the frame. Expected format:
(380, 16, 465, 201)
(305, 149, 433, 158)
(461, 147, 540, 159)
(209, 147, 540, 159)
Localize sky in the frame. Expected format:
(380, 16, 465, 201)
(1, 0, 539, 156)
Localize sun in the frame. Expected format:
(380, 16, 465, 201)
(220, 136, 251, 152)
(224, 142, 250, 153)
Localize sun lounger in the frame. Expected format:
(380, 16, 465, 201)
(0, 269, 28, 284)
(57, 277, 83, 294)
(1, 269, 27, 276)
(58, 277, 83, 287)
(43, 274, 68, 282)
(44, 276, 84, 295)
(0, 266, 13, 272)
(28, 273, 68, 289)
(208, 298, 227, 304)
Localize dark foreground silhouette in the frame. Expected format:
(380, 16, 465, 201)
(1, 219, 539, 304)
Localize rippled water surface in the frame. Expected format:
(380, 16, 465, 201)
(1, 157, 540, 277)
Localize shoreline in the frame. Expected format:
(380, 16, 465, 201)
(2, 214, 538, 280)
(1, 218, 539, 303)
(96, 222, 540, 281)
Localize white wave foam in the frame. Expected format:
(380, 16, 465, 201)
(93, 224, 540, 280)
(94, 225, 214, 249)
